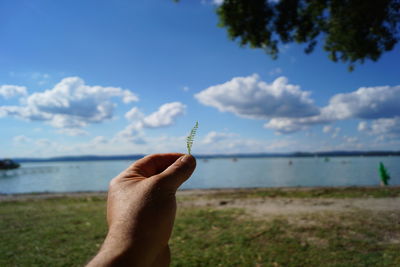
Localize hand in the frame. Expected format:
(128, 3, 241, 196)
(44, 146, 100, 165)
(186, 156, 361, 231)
(87, 153, 196, 267)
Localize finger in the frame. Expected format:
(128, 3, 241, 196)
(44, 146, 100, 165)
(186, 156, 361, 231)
(122, 153, 185, 178)
(153, 154, 196, 190)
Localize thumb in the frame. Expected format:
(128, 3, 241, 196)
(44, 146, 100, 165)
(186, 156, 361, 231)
(153, 154, 196, 190)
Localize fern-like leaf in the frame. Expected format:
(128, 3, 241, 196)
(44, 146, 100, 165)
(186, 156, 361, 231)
(186, 121, 198, 154)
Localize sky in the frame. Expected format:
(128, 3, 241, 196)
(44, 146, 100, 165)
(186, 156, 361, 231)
(1, 0, 400, 158)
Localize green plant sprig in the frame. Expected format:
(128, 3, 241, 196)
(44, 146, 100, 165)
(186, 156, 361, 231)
(186, 121, 198, 155)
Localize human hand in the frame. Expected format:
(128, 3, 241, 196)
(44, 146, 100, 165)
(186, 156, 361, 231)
(87, 153, 196, 267)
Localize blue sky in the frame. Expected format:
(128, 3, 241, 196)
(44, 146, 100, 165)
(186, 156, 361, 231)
(1, 0, 400, 158)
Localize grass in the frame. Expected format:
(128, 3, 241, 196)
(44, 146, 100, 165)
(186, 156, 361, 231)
(0, 196, 107, 266)
(202, 186, 400, 199)
(0, 187, 399, 266)
(172, 209, 400, 266)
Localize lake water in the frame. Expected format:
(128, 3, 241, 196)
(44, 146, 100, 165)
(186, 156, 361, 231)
(0, 156, 399, 194)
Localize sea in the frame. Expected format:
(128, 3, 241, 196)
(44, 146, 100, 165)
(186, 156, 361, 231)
(0, 156, 399, 194)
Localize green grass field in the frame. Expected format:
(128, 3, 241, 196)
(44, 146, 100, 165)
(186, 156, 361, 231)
(1, 187, 399, 266)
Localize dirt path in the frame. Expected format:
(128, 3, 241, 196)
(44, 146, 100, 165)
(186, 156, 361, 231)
(178, 196, 400, 216)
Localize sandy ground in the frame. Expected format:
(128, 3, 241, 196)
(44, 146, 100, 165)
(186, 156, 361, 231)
(179, 194, 400, 217)
(178, 188, 400, 216)
(1, 188, 399, 218)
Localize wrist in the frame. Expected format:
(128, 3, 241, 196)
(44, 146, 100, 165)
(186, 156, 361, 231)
(87, 234, 135, 267)
(89, 228, 157, 267)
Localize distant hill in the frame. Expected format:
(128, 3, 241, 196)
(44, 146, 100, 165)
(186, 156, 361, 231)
(9, 151, 400, 163)
(14, 154, 145, 163)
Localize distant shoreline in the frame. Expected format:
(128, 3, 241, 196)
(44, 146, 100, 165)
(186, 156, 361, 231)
(9, 151, 400, 163)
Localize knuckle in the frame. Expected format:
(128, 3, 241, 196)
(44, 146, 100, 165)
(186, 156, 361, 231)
(108, 177, 119, 189)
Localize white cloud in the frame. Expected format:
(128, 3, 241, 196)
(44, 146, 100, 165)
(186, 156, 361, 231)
(115, 102, 186, 143)
(195, 74, 319, 119)
(0, 85, 27, 99)
(202, 131, 238, 144)
(0, 77, 139, 131)
(265, 84, 400, 134)
(213, 0, 224, 4)
(264, 118, 309, 134)
(125, 107, 144, 121)
(358, 117, 400, 139)
(142, 102, 186, 128)
(113, 122, 145, 143)
(124, 102, 186, 130)
(358, 121, 369, 132)
(322, 85, 400, 120)
(202, 78, 400, 135)
(201, 0, 223, 5)
(182, 86, 190, 92)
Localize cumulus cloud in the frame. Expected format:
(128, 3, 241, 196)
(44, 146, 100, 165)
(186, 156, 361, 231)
(0, 77, 138, 130)
(141, 102, 186, 128)
(264, 118, 309, 134)
(124, 103, 186, 128)
(116, 102, 186, 143)
(197, 75, 400, 135)
(195, 74, 319, 120)
(0, 85, 27, 99)
(114, 122, 144, 141)
(125, 107, 144, 121)
(265, 84, 400, 134)
(113, 132, 147, 145)
(358, 117, 400, 139)
(322, 85, 400, 120)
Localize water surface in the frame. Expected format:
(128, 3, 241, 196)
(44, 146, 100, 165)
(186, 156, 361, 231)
(0, 156, 399, 194)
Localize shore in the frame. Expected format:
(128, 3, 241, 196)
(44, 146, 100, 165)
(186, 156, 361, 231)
(1, 186, 399, 266)
(2, 186, 400, 215)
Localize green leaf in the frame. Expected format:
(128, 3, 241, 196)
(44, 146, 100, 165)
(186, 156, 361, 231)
(186, 121, 198, 155)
